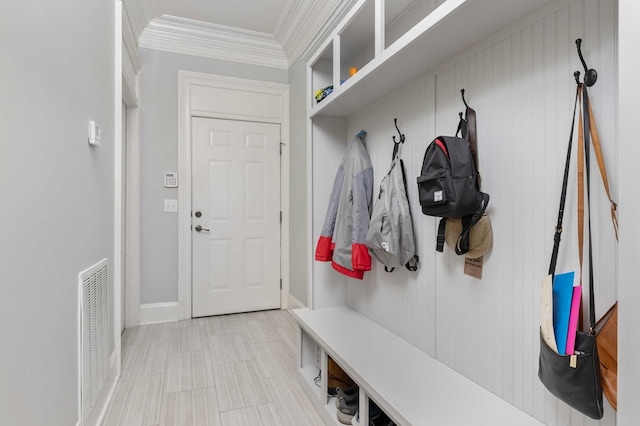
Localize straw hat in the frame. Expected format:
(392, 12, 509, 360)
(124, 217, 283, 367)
(444, 213, 493, 259)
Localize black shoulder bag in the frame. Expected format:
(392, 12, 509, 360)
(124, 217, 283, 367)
(537, 84, 603, 420)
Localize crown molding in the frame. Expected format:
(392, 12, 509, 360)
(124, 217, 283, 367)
(122, 2, 141, 72)
(275, 0, 349, 66)
(123, 0, 149, 43)
(139, 15, 289, 69)
(300, 0, 359, 63)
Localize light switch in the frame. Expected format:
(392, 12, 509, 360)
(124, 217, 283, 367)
(88, 121, 101, 147)
(164, 199, 178, 213)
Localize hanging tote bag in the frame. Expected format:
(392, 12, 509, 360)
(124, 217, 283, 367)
(596, 302, 618, 410)
(580, 82, 619, 411)
(537, 84, 603, 420)
(367, 130, 419, 272)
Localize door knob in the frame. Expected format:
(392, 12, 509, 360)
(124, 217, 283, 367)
(194, 225, 210, 232)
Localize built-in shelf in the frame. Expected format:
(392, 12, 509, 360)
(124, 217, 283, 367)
(309, 0, 549, 118)
(293, 306, 545, 426)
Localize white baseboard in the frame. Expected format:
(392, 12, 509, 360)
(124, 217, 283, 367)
(82, 350, 118, 426)
(95, 352, 118, 426)
(287, 294, 306, 310)
(139, 302, 179, 325)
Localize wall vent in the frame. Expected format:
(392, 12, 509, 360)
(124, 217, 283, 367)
(78, 258, 111, 424)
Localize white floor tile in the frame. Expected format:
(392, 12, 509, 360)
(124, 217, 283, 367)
(159, 387, 222, 426)
(251, 341, 295, 378)
(209, 333, 253, 365)
(103, 374, 164, 426)
(164, 351, 215, 393)
(220, 404, 283, 426)
(212, 360, 272, 411)
(267, 375, 325, 426)
(107, 310, 323, 425)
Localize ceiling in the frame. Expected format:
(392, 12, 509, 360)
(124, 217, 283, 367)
(125, 0, 352, 68)
(157, 0, 291, 34)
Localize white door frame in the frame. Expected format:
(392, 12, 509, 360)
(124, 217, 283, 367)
(177, 70, 290, 320)
(122, 73, 141, 329)
(122, 1, 141, 329)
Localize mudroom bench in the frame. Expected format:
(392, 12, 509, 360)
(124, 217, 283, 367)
(292, 306, 544, 426)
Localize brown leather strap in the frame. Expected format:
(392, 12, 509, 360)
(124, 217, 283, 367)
(582, 85, 597, 331)
(467, 107, 478, 171)
(577, 86, 585, 286)
(586, 99, 619, 240)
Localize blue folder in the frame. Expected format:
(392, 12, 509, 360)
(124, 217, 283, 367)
(552, 272, 575, 355)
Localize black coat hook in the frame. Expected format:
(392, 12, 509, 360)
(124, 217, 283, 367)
(393, 118, 405, 144)
(575, 39, 597, 87)
(574, 71, 581, 85)
(461, 89, 469, 109)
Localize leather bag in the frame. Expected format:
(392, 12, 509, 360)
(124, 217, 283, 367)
(538, 84, 605, 420)
(596, 303, 618, 410)
(328, 356, 354, 391)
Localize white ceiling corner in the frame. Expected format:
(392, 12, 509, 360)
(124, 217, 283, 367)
(123, 0, 153, 42)
(134, 0, 352, 69)
(139, 16, 289, 69)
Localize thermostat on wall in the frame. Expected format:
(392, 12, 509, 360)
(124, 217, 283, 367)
(164, 172, 178, 188)
(88, 121, 101, 147)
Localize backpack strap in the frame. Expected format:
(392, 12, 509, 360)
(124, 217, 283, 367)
(456, 112, 468, 138)
(466, 106, 479, 174)
(436, 218, 447, 252)
(455, 103, 481, 190)
(454, 192, 490, 255)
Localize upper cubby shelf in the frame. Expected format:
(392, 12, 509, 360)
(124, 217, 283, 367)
(309, 0, 550, 118)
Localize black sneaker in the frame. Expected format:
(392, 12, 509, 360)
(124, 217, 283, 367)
(336, 397, 358, 424)
(335, 384, 359, 407)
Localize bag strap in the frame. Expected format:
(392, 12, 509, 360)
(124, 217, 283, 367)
(454, 193, 490, 255)
(466, 106, 479, 176)
(579, 86, 616, 330)
(400, 158, 420, 271)
(548, 84, 581, 276)
(581, 86, 597, 332)
(456, 106, 481, 190)
(585, 95, 619, 240)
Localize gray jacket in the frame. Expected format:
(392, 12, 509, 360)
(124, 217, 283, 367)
(315, 132, 373, 279)
(366, 153, 418, 272)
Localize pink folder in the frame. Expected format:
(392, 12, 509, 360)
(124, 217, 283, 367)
(565, 286, 582, 355)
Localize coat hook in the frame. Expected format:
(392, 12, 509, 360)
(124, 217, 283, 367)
(574, 71, 581, 85)
(461, 89, 469, 109)
(575, 39, 597, 87)
(393, 118, 405, 144)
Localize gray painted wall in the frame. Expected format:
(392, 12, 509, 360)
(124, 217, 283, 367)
(139, 48, 288, 304)
(0, 1, 115, 425)
(288, 60, 309, 305)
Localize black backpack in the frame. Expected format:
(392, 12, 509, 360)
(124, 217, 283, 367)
(417, 98, 489, 254)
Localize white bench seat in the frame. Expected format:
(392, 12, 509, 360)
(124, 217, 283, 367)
(292, 306, 544, 426)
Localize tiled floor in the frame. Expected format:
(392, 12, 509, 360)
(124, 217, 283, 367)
(103, 310, 324, 426)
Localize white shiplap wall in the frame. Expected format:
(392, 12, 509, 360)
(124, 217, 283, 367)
(345, 0, 618, 424)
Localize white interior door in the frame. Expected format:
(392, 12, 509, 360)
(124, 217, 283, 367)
(192, 117, 281, 317)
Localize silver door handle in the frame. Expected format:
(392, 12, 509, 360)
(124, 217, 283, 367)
(194, 225, 210, 232)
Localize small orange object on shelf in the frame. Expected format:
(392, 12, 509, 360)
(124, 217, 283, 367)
(349, 67, 358, 77)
